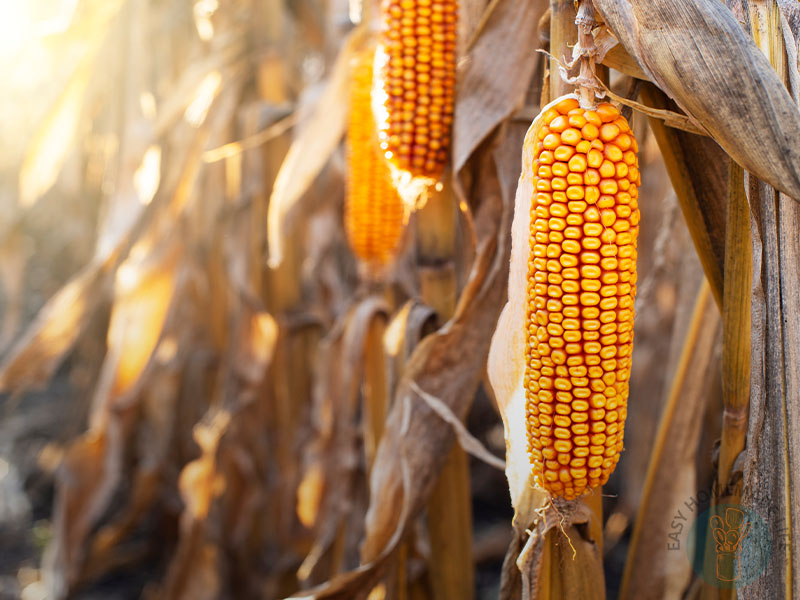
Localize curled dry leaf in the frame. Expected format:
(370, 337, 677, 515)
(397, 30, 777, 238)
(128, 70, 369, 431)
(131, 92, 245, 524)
(409, 381, 505, 471)
(268, 25, 369, 268)
(179, 412, 231, 522)
(382, 300, 437, 409)
(593, 0, 800, 200)
(235, 309, 279, 384)
(160, 411, 230, 600)
(296, 296, 389, 584)
(383, 300, 437, 364)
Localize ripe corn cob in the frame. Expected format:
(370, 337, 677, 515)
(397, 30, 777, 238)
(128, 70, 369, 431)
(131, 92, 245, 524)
(375, 0, 457, 184)
(525, 96, 640, 500)
(345, 48, 407, 267)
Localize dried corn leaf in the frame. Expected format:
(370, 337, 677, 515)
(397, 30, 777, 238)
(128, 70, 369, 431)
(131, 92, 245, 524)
(43, 239, 182, 595)
(162, 299, 280, 598)
(235, 309, 279, 384)
(42, 431, 109, 598)
(154, 41, 248, 137)
(409, 382, 505, 471)
(460, 0, 497, 53)
(0, 260, 110, 393)
(101, 240, 182, 403)
(160, 411, 229, 600)
(593, 0, 800, 200)
(503, 506, 604, 600)
(382, 300, 437, 412)
(453, 0, 546, 173)
(383, 300, 437, 364)
(0, 75, 239, 398)
(600, 41, 647, 81)
(180, 413, 230, 520)
(640, 84, 729, 307)
(83, 365, 182, 574)
(267, 25, 369, 267)
(18, 1, 123, 208)
(298, 297, 388, 584)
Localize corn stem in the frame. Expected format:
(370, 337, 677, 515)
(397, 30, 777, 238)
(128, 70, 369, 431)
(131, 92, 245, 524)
(419, 180, 474, 600)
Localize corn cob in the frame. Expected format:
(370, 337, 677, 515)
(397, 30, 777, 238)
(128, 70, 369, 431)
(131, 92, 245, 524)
(375, 0, 457, 186)
(345, 48, 407, 267)
(525, 96, 640, 500)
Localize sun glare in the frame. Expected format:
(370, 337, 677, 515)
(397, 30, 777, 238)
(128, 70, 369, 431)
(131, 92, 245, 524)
(0, 0, 80, 59)
(133, 145, 162, 205)
(193, 0, 218, 41)
(0, 1, 32, 59)
(185, 71, 222, 127)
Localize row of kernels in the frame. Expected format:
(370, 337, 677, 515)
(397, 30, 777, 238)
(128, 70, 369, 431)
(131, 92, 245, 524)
(379, 0, 457, 177)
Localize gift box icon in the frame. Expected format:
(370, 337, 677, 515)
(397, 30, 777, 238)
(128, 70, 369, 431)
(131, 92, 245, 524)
(710, 507, 751, 582)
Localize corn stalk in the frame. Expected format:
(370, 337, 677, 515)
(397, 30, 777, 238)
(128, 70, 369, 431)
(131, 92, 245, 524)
(549, 0, 577, 99)
(735, 2, 800, 598)
(716, 161, 752, 498)
(419, 179, 474, 600)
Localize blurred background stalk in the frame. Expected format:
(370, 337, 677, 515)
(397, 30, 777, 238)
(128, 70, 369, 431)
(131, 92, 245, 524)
(419, 178, 474, 600)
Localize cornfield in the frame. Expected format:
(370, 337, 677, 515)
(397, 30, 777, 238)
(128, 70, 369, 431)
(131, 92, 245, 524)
(0, 1, 798, 599)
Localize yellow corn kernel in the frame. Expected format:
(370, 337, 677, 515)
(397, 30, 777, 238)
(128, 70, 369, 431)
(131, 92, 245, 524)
(345, 49, 407, 266)
(526, 98, 639, 500)
(376, 0, 457, 181)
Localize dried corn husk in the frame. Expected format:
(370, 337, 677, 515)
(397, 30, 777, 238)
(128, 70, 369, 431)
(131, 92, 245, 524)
(594, 0, 800, 200)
